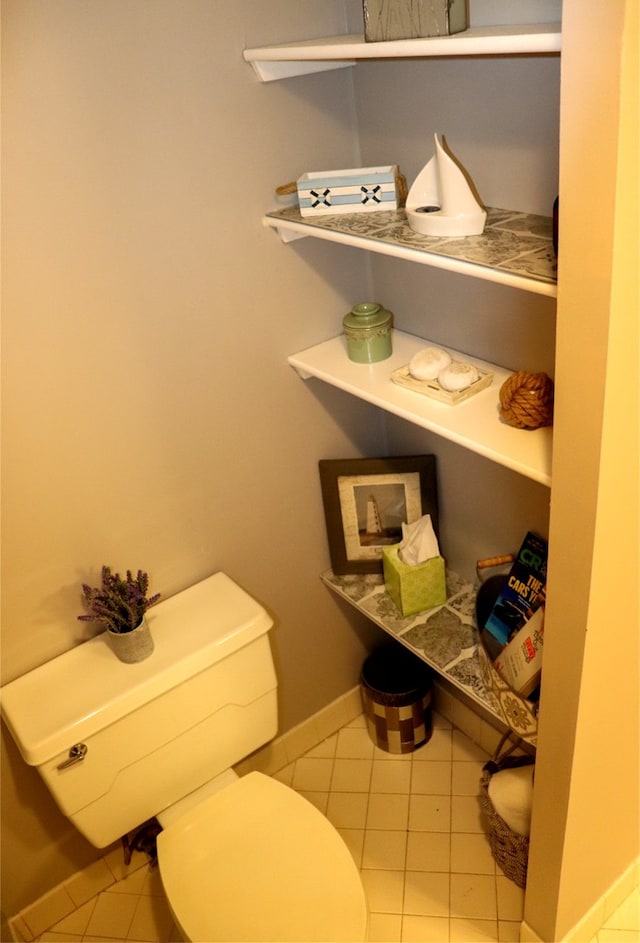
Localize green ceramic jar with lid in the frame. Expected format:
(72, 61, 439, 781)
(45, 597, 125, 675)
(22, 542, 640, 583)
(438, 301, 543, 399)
(343, 302, 393, 363)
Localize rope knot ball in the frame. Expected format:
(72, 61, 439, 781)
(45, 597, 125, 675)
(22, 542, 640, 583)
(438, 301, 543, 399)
(499, 371, 554, 430)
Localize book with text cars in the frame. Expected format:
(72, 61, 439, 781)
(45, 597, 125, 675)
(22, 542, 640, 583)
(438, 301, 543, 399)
(484, 531, 547, 648)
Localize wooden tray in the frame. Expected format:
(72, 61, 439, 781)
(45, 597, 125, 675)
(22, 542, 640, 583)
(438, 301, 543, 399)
(391, 362, 494, 405)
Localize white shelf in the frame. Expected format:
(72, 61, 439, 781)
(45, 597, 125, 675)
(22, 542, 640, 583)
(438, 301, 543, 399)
(265, 207, 557, 298)
(244, 24, 561, 81)
(289, 330, 552, 486)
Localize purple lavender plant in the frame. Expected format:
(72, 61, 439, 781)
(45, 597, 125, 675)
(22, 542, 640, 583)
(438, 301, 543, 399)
(78, 566, 161, 634)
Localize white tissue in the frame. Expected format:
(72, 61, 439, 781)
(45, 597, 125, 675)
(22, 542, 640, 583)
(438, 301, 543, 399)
(487, 764, 534, 837)
(398, 514, 440, 566)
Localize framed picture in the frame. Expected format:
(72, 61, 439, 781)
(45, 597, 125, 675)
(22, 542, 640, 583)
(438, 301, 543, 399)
(319, 455, 439, 574)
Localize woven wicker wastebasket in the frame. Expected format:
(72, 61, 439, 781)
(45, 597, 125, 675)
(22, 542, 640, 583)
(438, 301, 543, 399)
(479, 731, 535, 888)
(361, 644, 433, 754)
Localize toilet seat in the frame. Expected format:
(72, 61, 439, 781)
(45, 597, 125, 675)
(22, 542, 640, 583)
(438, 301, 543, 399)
(157, 771, 368, 942)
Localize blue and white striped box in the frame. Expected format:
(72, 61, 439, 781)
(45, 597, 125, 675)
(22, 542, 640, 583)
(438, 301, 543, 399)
(297, 165, 400, 217)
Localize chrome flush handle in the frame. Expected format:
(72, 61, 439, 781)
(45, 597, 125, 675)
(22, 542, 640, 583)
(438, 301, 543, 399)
(57, 743, 88, 770)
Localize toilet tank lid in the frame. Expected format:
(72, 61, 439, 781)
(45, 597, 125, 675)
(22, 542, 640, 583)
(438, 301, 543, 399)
(0, 572, 273, 766)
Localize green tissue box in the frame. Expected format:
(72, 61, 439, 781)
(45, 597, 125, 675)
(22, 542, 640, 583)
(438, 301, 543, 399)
(382, 545, 447, 616)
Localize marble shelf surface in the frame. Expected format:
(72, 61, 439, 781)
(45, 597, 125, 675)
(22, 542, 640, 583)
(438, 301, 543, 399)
(266, 206, 557, 295)
(322, 568, 539, 746)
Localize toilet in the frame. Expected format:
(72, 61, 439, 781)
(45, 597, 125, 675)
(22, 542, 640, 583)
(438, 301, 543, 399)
(0, 572, 368, 942)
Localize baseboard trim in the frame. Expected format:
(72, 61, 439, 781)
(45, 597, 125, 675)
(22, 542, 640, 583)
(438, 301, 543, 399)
(235, 676, 509, 780)
(234, 684, 364, 777)
(521, 857, 639, 942)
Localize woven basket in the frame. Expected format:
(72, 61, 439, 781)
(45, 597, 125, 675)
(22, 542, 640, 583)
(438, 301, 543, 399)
(479, 732, 535, 888)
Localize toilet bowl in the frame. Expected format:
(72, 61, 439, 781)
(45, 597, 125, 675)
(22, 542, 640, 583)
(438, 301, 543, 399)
(0, 572, 369, 942)
(157, 772, 368, 942)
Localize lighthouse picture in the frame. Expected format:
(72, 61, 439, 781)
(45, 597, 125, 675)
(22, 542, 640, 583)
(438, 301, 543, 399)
(354, 483, 406, 547)
(319, 456, 438, 574)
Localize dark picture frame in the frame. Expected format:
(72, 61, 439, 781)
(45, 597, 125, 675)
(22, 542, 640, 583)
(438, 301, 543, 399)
(319, 455, 439, 574)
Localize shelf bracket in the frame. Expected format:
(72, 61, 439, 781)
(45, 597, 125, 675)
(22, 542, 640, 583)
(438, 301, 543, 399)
(276, 226, 307, 245)
(288, 361, 313, 379)
(263, 216, 309, 244)
(246, 58, 355, 83)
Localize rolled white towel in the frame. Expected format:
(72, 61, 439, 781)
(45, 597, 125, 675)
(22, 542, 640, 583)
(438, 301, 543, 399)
(409, 346, 452, 380)
(438, 360, 479, 392)
(487, 764, 534, 837)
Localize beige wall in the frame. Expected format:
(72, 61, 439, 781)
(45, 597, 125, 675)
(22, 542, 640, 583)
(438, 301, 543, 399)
(1, 0, 383, 916)
(524, 1, 639, 939)
(2, 0, 637, 936)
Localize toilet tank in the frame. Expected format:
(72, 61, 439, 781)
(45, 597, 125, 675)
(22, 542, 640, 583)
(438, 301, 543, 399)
(0, 572, 277, 848)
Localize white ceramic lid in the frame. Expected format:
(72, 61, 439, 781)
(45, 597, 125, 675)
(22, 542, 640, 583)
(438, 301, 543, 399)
(0, 572, 272, 765)
(157, 772, 368, 942)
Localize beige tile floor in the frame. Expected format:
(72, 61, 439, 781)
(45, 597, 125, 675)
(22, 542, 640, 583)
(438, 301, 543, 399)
(32, 713, 638, 943)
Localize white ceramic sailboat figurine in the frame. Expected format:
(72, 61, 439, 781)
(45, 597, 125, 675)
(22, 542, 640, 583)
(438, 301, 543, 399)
(406, 134, 487, 237)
